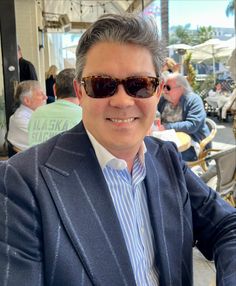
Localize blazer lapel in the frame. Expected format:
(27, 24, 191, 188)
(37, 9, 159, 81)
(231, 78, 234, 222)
(144, 139, 184, 286)
(40, 124, 136, 286)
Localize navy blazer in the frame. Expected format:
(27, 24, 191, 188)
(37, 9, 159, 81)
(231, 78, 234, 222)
(0, 122, 235, 286)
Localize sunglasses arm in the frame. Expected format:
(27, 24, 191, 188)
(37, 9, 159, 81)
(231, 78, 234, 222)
(158, 79, 165, 92)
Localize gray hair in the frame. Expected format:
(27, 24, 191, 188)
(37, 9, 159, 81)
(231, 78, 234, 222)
(14, 80, 41, 105)
(75, 13, 165, 81)
(55, 68, 76, 99)
(166, 73, 192, 94)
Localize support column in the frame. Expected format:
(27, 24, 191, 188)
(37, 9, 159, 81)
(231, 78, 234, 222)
(0, 0, 18, 129)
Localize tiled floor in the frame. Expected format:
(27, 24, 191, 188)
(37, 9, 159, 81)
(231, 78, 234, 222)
(193, 247, 216, 286)
(193, 118, 234, 286)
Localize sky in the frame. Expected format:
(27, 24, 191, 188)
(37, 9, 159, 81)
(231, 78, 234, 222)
(62, 0, 234, 52)
(145, 0, 234, 29)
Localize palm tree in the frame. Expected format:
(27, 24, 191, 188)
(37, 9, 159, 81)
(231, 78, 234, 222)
(226, 0, 236, 30)
(161, 0, 169, 55)
(169, 25, 192, 44)
(226, 0, 235, 16)
(196, 26, 213, 44)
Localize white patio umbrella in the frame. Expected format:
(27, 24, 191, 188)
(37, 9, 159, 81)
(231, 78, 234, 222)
(214, 36, 236, 58)
(167, 43, 192, 50)
(190, 38, 229, 78)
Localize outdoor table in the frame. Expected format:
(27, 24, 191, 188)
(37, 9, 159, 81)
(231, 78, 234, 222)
(176, 132, 192, 152)
(151, 129, 191, 152)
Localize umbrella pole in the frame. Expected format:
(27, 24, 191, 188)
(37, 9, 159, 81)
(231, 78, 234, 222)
(212, 46, 216, 83)
(212, 56, 216, 83)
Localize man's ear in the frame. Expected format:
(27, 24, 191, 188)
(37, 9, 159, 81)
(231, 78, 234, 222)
(156, 79, 164, 98)
(23, 96, 31, 107)
(73, 79, 83, 102)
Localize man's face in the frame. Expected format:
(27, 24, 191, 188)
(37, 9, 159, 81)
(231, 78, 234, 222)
(28, 87, 47, 110)
(215, 83, 222, 91)
(74, 42, 162, 158)
(163, 79, 183, 105)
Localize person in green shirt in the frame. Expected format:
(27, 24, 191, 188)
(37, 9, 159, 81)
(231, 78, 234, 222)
(28, 68, 82, 146)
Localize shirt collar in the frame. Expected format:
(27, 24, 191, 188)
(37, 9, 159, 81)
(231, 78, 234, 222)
(21, 104, 34, 113)
(86, 130, 147, 170)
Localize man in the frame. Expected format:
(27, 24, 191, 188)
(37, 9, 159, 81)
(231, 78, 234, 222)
(7, 80, 47, 152)
(17, 45, 38, 81)
(28, 68, 82, 146)
(158, 73, 210, 161)
(221, 49, 236, 121)
(0, 14, 235, 286)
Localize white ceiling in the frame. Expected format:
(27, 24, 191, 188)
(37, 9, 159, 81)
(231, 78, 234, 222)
(42, 0, 153, 31)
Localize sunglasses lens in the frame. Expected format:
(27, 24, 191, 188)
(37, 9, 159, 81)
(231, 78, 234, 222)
(82, 76, 158, 98)
(84, 77, 117, 98)
(125, 77, 157, 98)
(164, 85, 171, 91)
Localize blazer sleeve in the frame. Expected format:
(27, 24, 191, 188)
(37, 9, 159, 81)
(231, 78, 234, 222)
(0, 161, 43, 285)
(183, 163, 236, 285)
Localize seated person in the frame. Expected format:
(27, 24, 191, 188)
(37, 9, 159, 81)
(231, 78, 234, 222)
(162, 57, 180, 74)
(161, 57, 180, 82)
(7, 80, 47, 153)
(0, 14, 236, 286)
(221, 89, 236, 121)
(208, 81, 223, 97)
(28, 68, 82, 146)
(206, 81, 229, 112)
(157, 73, 210, 161)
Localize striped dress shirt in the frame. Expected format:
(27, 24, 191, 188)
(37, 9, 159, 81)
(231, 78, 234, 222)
(87, 131, 159, 286)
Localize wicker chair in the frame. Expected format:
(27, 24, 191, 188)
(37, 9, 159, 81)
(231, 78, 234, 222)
(187, 118, 219, 171)
(227, 94, 236, 139)
(200, 146, 236, 207)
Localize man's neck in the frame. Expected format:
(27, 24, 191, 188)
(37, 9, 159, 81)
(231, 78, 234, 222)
(86, 129, 145, 173)
(59, 97, 80, 105)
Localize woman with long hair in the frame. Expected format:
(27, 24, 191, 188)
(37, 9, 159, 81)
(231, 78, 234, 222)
(45, 65, 58, 103)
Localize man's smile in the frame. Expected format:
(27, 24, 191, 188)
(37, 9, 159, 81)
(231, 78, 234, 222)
(108, 117, 136, 123)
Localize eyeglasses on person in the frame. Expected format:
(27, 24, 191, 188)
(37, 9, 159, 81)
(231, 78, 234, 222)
(163, 84, 180, 91)
(80, 75, 159, 99)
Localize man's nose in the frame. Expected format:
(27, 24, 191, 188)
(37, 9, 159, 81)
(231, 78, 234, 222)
(109, 84, 134, 107)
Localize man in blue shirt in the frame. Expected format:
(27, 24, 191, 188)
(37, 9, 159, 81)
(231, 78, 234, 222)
(0, 14, 235, 286)
(158, 73, 210, 161)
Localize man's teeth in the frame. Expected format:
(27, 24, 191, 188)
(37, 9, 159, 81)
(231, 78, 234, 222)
(110, 118, 135, 123)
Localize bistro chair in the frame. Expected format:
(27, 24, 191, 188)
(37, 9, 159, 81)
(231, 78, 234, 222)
(5, 138, 22, 158)
(227, 94, 236, 139)
(200, 146, 236, 207)
(187, 118, 219, 171)
(4, 129, 23, 158)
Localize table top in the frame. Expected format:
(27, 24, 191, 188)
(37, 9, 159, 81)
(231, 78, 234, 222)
(205, 95, 229, 109)
(151, 129, 191, 152)
(176, 132, 192, 152)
